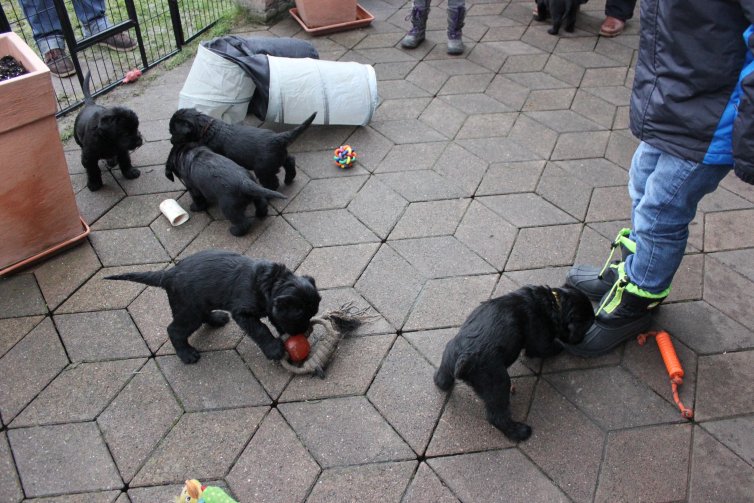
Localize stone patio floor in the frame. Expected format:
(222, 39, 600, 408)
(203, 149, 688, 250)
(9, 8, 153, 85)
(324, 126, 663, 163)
(2, 0, 754, 501)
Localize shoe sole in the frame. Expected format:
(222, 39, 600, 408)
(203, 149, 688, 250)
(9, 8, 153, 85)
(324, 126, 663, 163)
(599, 30, 622, 37)
(558, 315, 652, 357)
(98, 42, 137, 53)
(50, 68, 77, 78)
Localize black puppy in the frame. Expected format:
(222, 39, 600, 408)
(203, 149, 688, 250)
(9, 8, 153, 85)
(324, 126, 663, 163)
(169, 109, 317, 190)
(535, 0, 586, 34)
(166, 143, 287, 236)
(107, 249, 321, 364)
(434, 285, 594, 441)
(73, 72, 144, 191)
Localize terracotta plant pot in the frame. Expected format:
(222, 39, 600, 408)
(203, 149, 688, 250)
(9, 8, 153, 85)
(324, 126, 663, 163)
(0, 32, 89, 277)
(294, 0, 357, 28)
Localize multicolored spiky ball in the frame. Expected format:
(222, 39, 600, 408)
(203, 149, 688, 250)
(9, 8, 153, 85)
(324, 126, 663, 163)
(334, 145, 357, 168)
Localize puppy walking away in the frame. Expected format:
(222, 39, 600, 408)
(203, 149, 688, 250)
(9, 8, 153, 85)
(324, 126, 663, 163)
(74, 72, 144, 191)
(166, 143, 286, 236)
(434, 285, 593, 441)
(169, 109, 317, 190)
(107, 249, 321, 364)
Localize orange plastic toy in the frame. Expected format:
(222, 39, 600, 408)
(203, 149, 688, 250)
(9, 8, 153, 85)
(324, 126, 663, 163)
(637, 330, 694, 419)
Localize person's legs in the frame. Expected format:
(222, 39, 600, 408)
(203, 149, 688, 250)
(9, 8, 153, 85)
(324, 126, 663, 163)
(446, 0, 465, 55)
(400, 0, 431, 49)
(600, 0, 637, 37)
(72, 0, 136, 51)
(19, 0, 76, 76)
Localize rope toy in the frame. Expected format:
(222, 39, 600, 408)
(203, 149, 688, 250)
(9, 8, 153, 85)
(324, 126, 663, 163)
(637, 330, 694, 419)
(333, 145, 357, 168)
(280, 303, 377, 378)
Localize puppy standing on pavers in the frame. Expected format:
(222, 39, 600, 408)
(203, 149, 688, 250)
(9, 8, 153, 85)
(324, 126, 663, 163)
(166, 143, 286, 236)
(434, 285, 594, 441)
(107, 249, 321, 364)
(74, 72, 144, 191)
(169, 109, 317, 190)
(535, 0, 586, 34)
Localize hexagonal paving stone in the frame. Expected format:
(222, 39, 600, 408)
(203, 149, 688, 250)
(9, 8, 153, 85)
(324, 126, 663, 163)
(456, 137, 541, 164)
(432, 143, 488, 197)
(307, 461, 417, 503)
(585, 185, 632, 222)
(505, 224, 582, 271)
(428, 449, 569, 503)
(479, 192, 576, 227)
(97, 360, 183, 482)
(390, 200, 470, 240)
(454, 201, 518, 271)
(0, 318, 68, 423)
(419, 98, 467, 139)
(0, 274, 47, 318)
(347, 177, 408, 239)
(477, 161, 545, 196)
(53, 310, 150, 362)
(91, 192, 181, 231)
(227, 409, 320, 503)
(688, 426, 754, 503)
(371, 119, 447, 144)
(595, 424, 692, 503)
(404, 274, 498, 331)
(546, 366, 682, 430)
(0, 315, 42, 359)
(8, 422, 122, 498)
(702, 415, 754, 466)
(278, 396, 414, 468)
(130, 407, 266, 486)
(521, 380, 604, 503)
(89, 228, 170, 267)
(295, 243, 379, 289)
(23, 490, 122, 502)
(284, 176, 368, 213)
(377, 170, 466, 202)
(150, 193, 212, 259)
(390, 236, 496, 279)
(375, 142, 447, 174)
(157, 350, 269, 412)
(704, 255, 754, 332)
(317, 287, 394, 336)
(11, 358, 145, 428)
(177, 219, 272, 259)
(75, 172, 125, 224)
(286, 209, 380, 247)
(426, 378, 535, 457)
(403, 328, 460, 368)
(402, 462, 459, 503)
(32, 241, 101, 310)
(695, 350, 754, 421)
(244, 216, 312, 270)
(280, 333, 394, 402)
(127, 286, 172, 352)
(536, 164, 594, 221)
(367, 338, 447, 454)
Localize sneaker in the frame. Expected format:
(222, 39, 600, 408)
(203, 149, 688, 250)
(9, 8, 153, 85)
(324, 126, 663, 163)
(43, 48, 76, 78)
(100, 32, 137, 52)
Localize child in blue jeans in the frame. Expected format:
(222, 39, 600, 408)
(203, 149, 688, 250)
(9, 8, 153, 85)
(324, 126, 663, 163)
(400, 0, 465, 55)
(562, 0, 754, 356)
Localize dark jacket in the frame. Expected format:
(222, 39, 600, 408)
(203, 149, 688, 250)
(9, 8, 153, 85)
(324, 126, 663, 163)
(630, 0, 754, 184)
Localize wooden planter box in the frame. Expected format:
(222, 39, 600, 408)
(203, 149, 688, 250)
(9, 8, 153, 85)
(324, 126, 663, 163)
(0, 32, 89, 277)
(294, 0, 357, 28)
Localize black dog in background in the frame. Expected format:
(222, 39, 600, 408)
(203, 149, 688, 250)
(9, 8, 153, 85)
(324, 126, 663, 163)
(535, 0, 586, 34)
(169, 109, 317, 190)
(434, 285, 594, 441)
(166, 143, 287, 236)
(74, 72, 143, 191)
(107, 249, 321, 364)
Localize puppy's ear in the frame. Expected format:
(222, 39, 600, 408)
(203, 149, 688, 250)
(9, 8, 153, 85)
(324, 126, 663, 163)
(273, 295, 295, 310)
(302, 275, 317, 288)
(165, 149, 176, 181)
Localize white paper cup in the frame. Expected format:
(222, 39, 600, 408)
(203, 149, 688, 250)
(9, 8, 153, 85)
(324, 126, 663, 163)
(159, 199, 190, 226)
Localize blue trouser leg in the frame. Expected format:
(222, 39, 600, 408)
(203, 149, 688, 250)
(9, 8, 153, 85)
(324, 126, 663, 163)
(19, 0, 109, 54)
(605, 0, 637, 21)
(625, 142, 731, 293)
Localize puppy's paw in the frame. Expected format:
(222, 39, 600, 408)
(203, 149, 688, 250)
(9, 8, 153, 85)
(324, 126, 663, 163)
(122, 168, 141, 179)
(87, 179, 104, 191)
(229, 221, 252, 236)
(502, 421, 532, 442)
(177, 347, 201, 364)
(255, 205, 269, 218)
(433, 368, 455, 391)
(106, 157, 118, 168)
(263, 339, 286, 360)
(547, 26, 559, 35)
(205, 311, 230, 327)
(284, 174, 296, 185)
(190, 201, 208, 212)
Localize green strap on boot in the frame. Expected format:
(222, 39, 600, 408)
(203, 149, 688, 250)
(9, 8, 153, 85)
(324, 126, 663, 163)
(566, 228, 634, 301)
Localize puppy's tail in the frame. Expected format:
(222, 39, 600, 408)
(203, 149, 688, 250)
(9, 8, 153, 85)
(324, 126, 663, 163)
(277, 112, 317, 145)
(82, 72, 95, 105)
(106, 270, 165, 288)
(242, 179, 287, 200)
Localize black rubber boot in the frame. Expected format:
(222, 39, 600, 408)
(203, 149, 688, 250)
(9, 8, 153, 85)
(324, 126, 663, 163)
(560, 263, 669, 357)
(401, 5, 430, 49)
(446, 6, 466, 55)
(566, 228, 635, 301)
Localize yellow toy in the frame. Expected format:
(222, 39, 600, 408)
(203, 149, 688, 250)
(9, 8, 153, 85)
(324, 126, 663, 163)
(176, 479, 237, 503)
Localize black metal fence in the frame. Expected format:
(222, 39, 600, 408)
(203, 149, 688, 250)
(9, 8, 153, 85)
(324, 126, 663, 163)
(0, 0, 233, 116)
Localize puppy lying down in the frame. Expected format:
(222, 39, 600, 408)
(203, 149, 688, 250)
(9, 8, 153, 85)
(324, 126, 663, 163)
(165, 143, 286, 236)
(107, 249, 321, 364)
(434, 285, 594, 441)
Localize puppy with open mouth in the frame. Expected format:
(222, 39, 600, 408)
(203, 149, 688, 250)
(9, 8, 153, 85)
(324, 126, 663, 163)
(73, 72, 144, 191)
(107, 249, 321, 364)
(169, 109, 317, 191)
(165, 142, 286, 236)
(434, 284, 594, 441)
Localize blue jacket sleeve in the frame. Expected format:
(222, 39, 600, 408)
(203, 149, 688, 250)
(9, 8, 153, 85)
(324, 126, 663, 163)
(733, 15, 754, 184)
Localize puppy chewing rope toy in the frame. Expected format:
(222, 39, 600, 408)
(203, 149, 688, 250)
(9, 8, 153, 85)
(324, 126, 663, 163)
(334, 145, 357, 168)
(637, 330, 694, 419)
(280, 302, 378, 378)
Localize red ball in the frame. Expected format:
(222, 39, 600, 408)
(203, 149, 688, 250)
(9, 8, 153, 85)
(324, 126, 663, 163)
(285, 334, 310, 363)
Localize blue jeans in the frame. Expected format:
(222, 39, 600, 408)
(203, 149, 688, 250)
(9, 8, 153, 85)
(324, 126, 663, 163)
(19, 0, 109, 54)
(625, 141, 731, 293)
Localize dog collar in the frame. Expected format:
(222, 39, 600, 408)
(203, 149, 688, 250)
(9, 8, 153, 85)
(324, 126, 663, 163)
(200, 119, 215, 140)
(551, 289, 561, 312)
